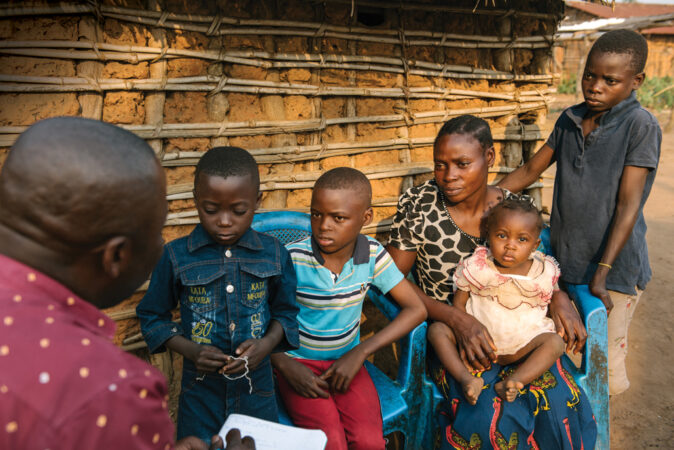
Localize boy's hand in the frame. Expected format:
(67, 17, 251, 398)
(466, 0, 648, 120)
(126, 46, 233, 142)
(278, 357, 330, 399)
(220, 337, 274, 374)
(589, 268, 614, 316)
(188, 344, 231, 373)
(167, 336, 230, 373)
(320, 347, 367, 393)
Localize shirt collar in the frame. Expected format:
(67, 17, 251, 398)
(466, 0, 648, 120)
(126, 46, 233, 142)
(310, 234, 370, 266)
(0, 253, 117, 340)
(187, 224, 263, 252)
(566, 91, 640, 128)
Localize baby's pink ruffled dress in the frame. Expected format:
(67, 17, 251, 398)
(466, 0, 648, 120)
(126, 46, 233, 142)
(453, 246, 560, 355)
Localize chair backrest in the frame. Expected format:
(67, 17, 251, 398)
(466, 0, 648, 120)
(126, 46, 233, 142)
(251, 210, 311, 245)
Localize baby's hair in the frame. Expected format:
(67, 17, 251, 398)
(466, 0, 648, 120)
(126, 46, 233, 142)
(194, 146, 260, 192)
(483, 195, 544, 238)
(435, 115, 494, 150)
(589, 29, 648, 74)
(314, 167, 372, 205)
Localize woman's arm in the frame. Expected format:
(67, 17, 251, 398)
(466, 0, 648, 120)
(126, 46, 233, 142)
(497, 144, 555, 193)
(589, 165, 650, 315)
(386, 245, 497, 370)
(320, 279, 426, 392)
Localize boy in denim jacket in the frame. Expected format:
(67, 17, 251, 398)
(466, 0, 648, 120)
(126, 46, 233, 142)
(137, 146, 299, 442)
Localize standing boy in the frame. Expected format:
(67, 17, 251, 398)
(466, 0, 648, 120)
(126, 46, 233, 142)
(137, 147, 299, 442)
(272, 167, 426, 450)
(499, 29, 661, 395)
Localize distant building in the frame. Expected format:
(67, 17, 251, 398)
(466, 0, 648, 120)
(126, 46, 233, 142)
(555, 1, 674, 85)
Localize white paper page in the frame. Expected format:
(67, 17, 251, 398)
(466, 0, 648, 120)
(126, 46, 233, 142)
(218, 414, 327, 450)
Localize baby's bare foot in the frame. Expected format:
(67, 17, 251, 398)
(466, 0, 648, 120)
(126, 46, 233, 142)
(494, 379, 524, 402)
(460, 376, 485, 405)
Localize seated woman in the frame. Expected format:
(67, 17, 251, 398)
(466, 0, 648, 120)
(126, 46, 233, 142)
(386, 115, 597, 449)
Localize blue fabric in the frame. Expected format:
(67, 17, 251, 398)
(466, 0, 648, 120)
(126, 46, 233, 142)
(546, 92, 661, 295)
(430, 351, 597, 450)
(176, 361, 277, 442)
(286, 235, 404, 360)
(137, 224, 299, 437)
(137, 224, 299, 358)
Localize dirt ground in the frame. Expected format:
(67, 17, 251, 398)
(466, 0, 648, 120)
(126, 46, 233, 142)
(544, 95, 674, 448)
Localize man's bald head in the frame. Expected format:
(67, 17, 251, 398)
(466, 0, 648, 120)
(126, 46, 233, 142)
(1, 117, 164, 251)
(0, 117, 167, 307)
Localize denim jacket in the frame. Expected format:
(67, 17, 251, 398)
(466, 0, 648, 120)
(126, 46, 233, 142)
(137, 224, 299, 372)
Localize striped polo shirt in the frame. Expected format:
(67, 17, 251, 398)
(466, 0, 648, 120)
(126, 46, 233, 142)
(286, 234, 404, 361)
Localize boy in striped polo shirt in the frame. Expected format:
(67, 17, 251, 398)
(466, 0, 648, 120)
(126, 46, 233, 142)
(272, 167, 426, 450)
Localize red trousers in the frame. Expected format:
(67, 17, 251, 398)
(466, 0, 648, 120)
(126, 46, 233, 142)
(276, 359, 385, 450)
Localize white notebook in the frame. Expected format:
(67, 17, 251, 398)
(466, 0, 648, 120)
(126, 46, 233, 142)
(218, 414, 327, 450)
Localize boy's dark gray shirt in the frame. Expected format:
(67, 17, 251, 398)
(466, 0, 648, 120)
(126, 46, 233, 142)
(546, 92, 661, 295)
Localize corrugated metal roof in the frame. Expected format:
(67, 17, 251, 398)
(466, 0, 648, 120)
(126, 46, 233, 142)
(566, 1, 674, 19)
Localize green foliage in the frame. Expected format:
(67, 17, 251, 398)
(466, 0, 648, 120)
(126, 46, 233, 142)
(557, 75, 577, 95)
(637, 76, 674, 111)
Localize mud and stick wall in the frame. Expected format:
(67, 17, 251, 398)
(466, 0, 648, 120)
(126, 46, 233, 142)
(0, 0, 562, 425)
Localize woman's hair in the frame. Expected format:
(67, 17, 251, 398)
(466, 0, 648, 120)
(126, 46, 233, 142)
(435, 115, 494, 150)
(483, 194, 544, 238)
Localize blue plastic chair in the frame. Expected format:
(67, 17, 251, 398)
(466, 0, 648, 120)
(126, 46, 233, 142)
(252, 213, 609, 449)
(251, 211, 433, 449)
(539, 227, 610, 450)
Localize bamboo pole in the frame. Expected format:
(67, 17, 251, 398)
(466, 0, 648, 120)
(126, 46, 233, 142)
(76, 16, 102, 120)
(0, 74, 555, 101)
(0, 41, 554, 82)
(0, 102, 547, 147)
(0, 2, 559, 21)
(0, 4, 556, 45)
(163, 163, 533, 201)
(145, 0, 167, 157)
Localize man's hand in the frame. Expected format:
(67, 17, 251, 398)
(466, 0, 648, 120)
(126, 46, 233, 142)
(321, 347, 367, 393)
(448, 309, 497, 371)
(549, 290, 587, 354)
(174, 434, 227, 450)
(223, 429, 255, 449)
(276, 356, 330, 399)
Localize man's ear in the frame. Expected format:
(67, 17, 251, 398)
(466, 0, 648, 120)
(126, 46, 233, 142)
(100, 236, 131, 279)
(255, 191, 263, 210)
(363, 206, 374, 227)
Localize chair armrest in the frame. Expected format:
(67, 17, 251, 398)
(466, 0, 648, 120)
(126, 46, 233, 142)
(565, 284, 608, 379)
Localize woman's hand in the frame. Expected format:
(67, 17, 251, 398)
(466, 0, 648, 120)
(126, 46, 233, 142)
(272, 353, 330, 399)
(549, 290, 587, 354)
(448, 308, 497, 371)
(321, 347, 367, 393)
